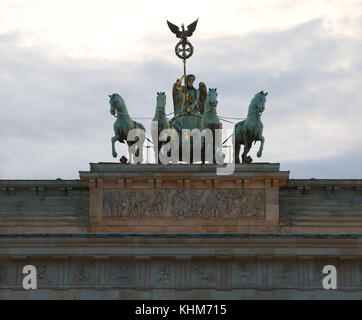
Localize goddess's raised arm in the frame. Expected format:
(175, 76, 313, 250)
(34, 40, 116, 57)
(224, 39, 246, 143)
(175, 76, 186, 92)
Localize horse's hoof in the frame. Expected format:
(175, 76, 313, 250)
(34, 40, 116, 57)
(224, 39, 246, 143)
(120, 156, 128, 163)
(242, 156, 253, 164)
(112, 152, 117, 158)
(257, 151, 262, 157)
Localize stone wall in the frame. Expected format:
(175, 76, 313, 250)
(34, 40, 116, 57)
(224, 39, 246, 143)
(0, 180, 88, 233)
(280, 179, 362, 233)
(0, 234, 362, 299)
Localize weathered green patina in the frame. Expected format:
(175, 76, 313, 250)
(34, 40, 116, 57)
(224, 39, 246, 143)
(172, 75, 207, 116)
(168, 75, 214, 162)
(200, 88, 224, 163)
(151, 92, 175, 163)
(109, 93, 145, 163)
(234, 91, 267, 163)
(106, 19, 268, 165)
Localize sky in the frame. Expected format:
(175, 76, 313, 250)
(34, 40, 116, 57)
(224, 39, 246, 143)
(0, 0, 361, 179)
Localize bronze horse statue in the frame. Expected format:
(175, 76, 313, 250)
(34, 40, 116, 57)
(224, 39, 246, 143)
(200, 88, 224, 163)
(109, 93, 145, 163)
(234, 91, 267, 163)
(151, 92, 175, 163)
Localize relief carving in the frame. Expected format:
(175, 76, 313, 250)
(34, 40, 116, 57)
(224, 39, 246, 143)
(115, 265, 130, 282)
(193, 264, 212, 282)
(73, 265, 90, 282)
(103, 190, 265, 219)
(239, 264, 254, 280)
(152, 265, 171, 284)
(36, 264, 50, 282)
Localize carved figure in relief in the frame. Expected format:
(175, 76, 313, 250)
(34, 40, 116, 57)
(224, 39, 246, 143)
(36, 264, 50, 282)
(74, 265, 90, 282)
(171, 190, 188, 218)
(193, 265, 211, 282)
(152, 265, 171, 283)
(116, 265, 130, 282)
(239, 264, 254, 280)
(103, 190, 265, 219)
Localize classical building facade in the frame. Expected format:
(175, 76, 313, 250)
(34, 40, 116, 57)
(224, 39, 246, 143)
(0, 163, 362, 299)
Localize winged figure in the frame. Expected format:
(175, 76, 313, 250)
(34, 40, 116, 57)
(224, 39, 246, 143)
(172, 75, 207, 115)
(197, 82, 207, 114)
(166, 19, 198, 39)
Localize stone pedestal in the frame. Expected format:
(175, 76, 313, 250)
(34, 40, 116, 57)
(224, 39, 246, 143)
(79, 163, 289, 233)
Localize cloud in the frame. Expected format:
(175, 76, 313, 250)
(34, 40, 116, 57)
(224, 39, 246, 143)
(0, 16, 361, 179)
(282, 148, 362, 179)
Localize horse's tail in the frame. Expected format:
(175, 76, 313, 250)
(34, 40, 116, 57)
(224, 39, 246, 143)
(234, 120, 245, 142)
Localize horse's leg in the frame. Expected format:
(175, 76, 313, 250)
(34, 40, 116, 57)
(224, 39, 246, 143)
(111, 135, 120, 158)
(241, 132, 252, 163)
(126, 139, 137, 163)
(126, 140, 132, 162)
(134, 136, 140, 158)
(257, 133, 265, 158)
(234, 140, 241, 164)
(234, 124, 243, 164)
(241, 132, 248, 163)
(242, 141, 252, 163)
(241, 145, 248, 163)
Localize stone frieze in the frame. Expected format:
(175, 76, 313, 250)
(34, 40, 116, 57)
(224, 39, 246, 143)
(102, 189, 265, 219)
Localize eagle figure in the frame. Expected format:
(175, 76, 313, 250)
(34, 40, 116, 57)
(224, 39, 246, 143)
(166, 19, 198, 40)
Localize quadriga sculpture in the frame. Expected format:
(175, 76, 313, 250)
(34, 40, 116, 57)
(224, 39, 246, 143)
(234, 91, 267, 164)
(200, 88, 224, 163)
(109, 93, 145, 163)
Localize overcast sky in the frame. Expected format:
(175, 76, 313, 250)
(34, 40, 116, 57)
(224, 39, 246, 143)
(0, 0, 361, 179)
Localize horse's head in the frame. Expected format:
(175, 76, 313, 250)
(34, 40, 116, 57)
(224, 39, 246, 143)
(249, 90, 268, 115)
(108, 93, 128, 117)
(155, 91, 166, 115)
(204, 88, 218, 113)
